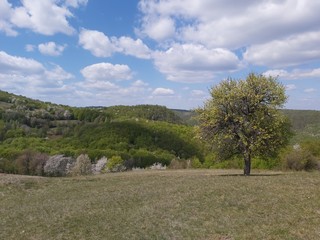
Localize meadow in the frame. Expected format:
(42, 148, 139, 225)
(1, 170, 320, 240)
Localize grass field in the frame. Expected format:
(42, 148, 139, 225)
(1, 170, 320, 240)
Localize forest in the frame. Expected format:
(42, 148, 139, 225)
(0, 90, 319, 175)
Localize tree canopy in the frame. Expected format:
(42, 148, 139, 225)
(197, 73, 292, 175)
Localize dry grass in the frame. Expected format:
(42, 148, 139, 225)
(1, 170, 320, 240)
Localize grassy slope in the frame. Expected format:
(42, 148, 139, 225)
(1, 170, 320, 240)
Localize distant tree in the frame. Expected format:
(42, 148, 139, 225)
(197, 73, 292, 175)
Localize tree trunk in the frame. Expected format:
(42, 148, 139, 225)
(243, 151, 251, 176)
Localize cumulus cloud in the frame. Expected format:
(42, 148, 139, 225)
(79, 29, 116, 57)
(264, 68, 320, 80)
(0, 51, 73, 97)
(140, 17, 175, 41)
(244, 31, 320, 67)
(79, 29, 151, 59)
(64, 0, 88, 8)
(0, 0, 88, 36)
(10, 0, 76, 35)
(0, 50, 44, 74)
(117, 37, 151, 59)
(153, 43, 240, 82)
(38, 42, 66, 56)
(81, 62, 132, 82)
(132, 80, 149, 87)
(0, 0, 17, 36)
(45, 64, 73, 81)
(137, 0, 320, 49)
(152, 88, 175, 96)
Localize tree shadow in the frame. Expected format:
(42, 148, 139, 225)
(216, 173, 284, 177)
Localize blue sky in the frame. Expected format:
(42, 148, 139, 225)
(0, 0, 319, 110)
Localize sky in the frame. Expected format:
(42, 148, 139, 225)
(0, 0, 320, 110)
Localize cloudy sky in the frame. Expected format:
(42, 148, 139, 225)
(0, 0, 319, 110)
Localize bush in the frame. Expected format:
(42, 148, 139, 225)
(0, 158, 16, 173)
(15, 150, 48, 175)
(191, 157, 202, 168)
(44, 155, 75, 177)
(107, 156, 125, 172)
(69, 154, 92, 176)
(169, 158, 191, 169)
(281, 148, 319, 171)
(202, 153, 216, 169)
(92, 157, 107, 174)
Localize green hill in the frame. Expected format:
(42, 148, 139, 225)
(0, 90, 202, 173)
(0, 89, 319, 174)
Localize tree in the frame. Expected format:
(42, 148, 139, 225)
(197, 73, 291, 175)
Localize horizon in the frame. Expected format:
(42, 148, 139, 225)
(2, 88, 320, 112)
(0, 0, 319, 110)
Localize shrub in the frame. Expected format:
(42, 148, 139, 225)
(202, 153, 217, 169)
(281, 148, 318, 171)
(44, 155, 75, 177)
(69, 154, 92, 176)
(169, 158, 191, 169)
(14, 150, 48, 175)
(0, 158, 16, 174)
(107, 156, 125, 172)
(29, 152, 49, 176)
(91, 157, 107, 174)
(191, 157, 202, 168)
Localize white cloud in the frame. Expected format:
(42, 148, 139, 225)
(191, 90, 206, 97)
(0, 50, 44, 74)
(137, 0, 320, 49)
(25, 44, 35, 52)
(0, 51, 73, 98)
(244, 31, 320, 67)
(141, 17, 175, 41)
(304, 88, 317, 93)
(79, 29, 116, 57)
(79, 29, 151, 59)
(152, 88, 175, 96)
(117, 37, 151, 59)
(10, 0, 75, 36)
(45, 64, 73, 81)
(286, 84, 297, 91)
(0, 0, 17, 36)
(38, 42, 66, 56)
(264, 68, 320, 80)
(81, 62, 132, 82)
(153, 43, 240, 83)
(64, 0, 88, 8)
(132, 80, 149, 87)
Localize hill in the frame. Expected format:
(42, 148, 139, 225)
(0, 90, 203, 174)
(0, 90, 319, 175)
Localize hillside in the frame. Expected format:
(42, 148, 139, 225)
(0, 90, 203, 174)
(0, 90, 319, 175)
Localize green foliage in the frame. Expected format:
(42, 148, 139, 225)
(104, 105, 182, 123)
(197, 73, 292, 175)
(0, 89, 319, 175)
(107, 156, 124, 172)
(191, 157, 202, 168)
